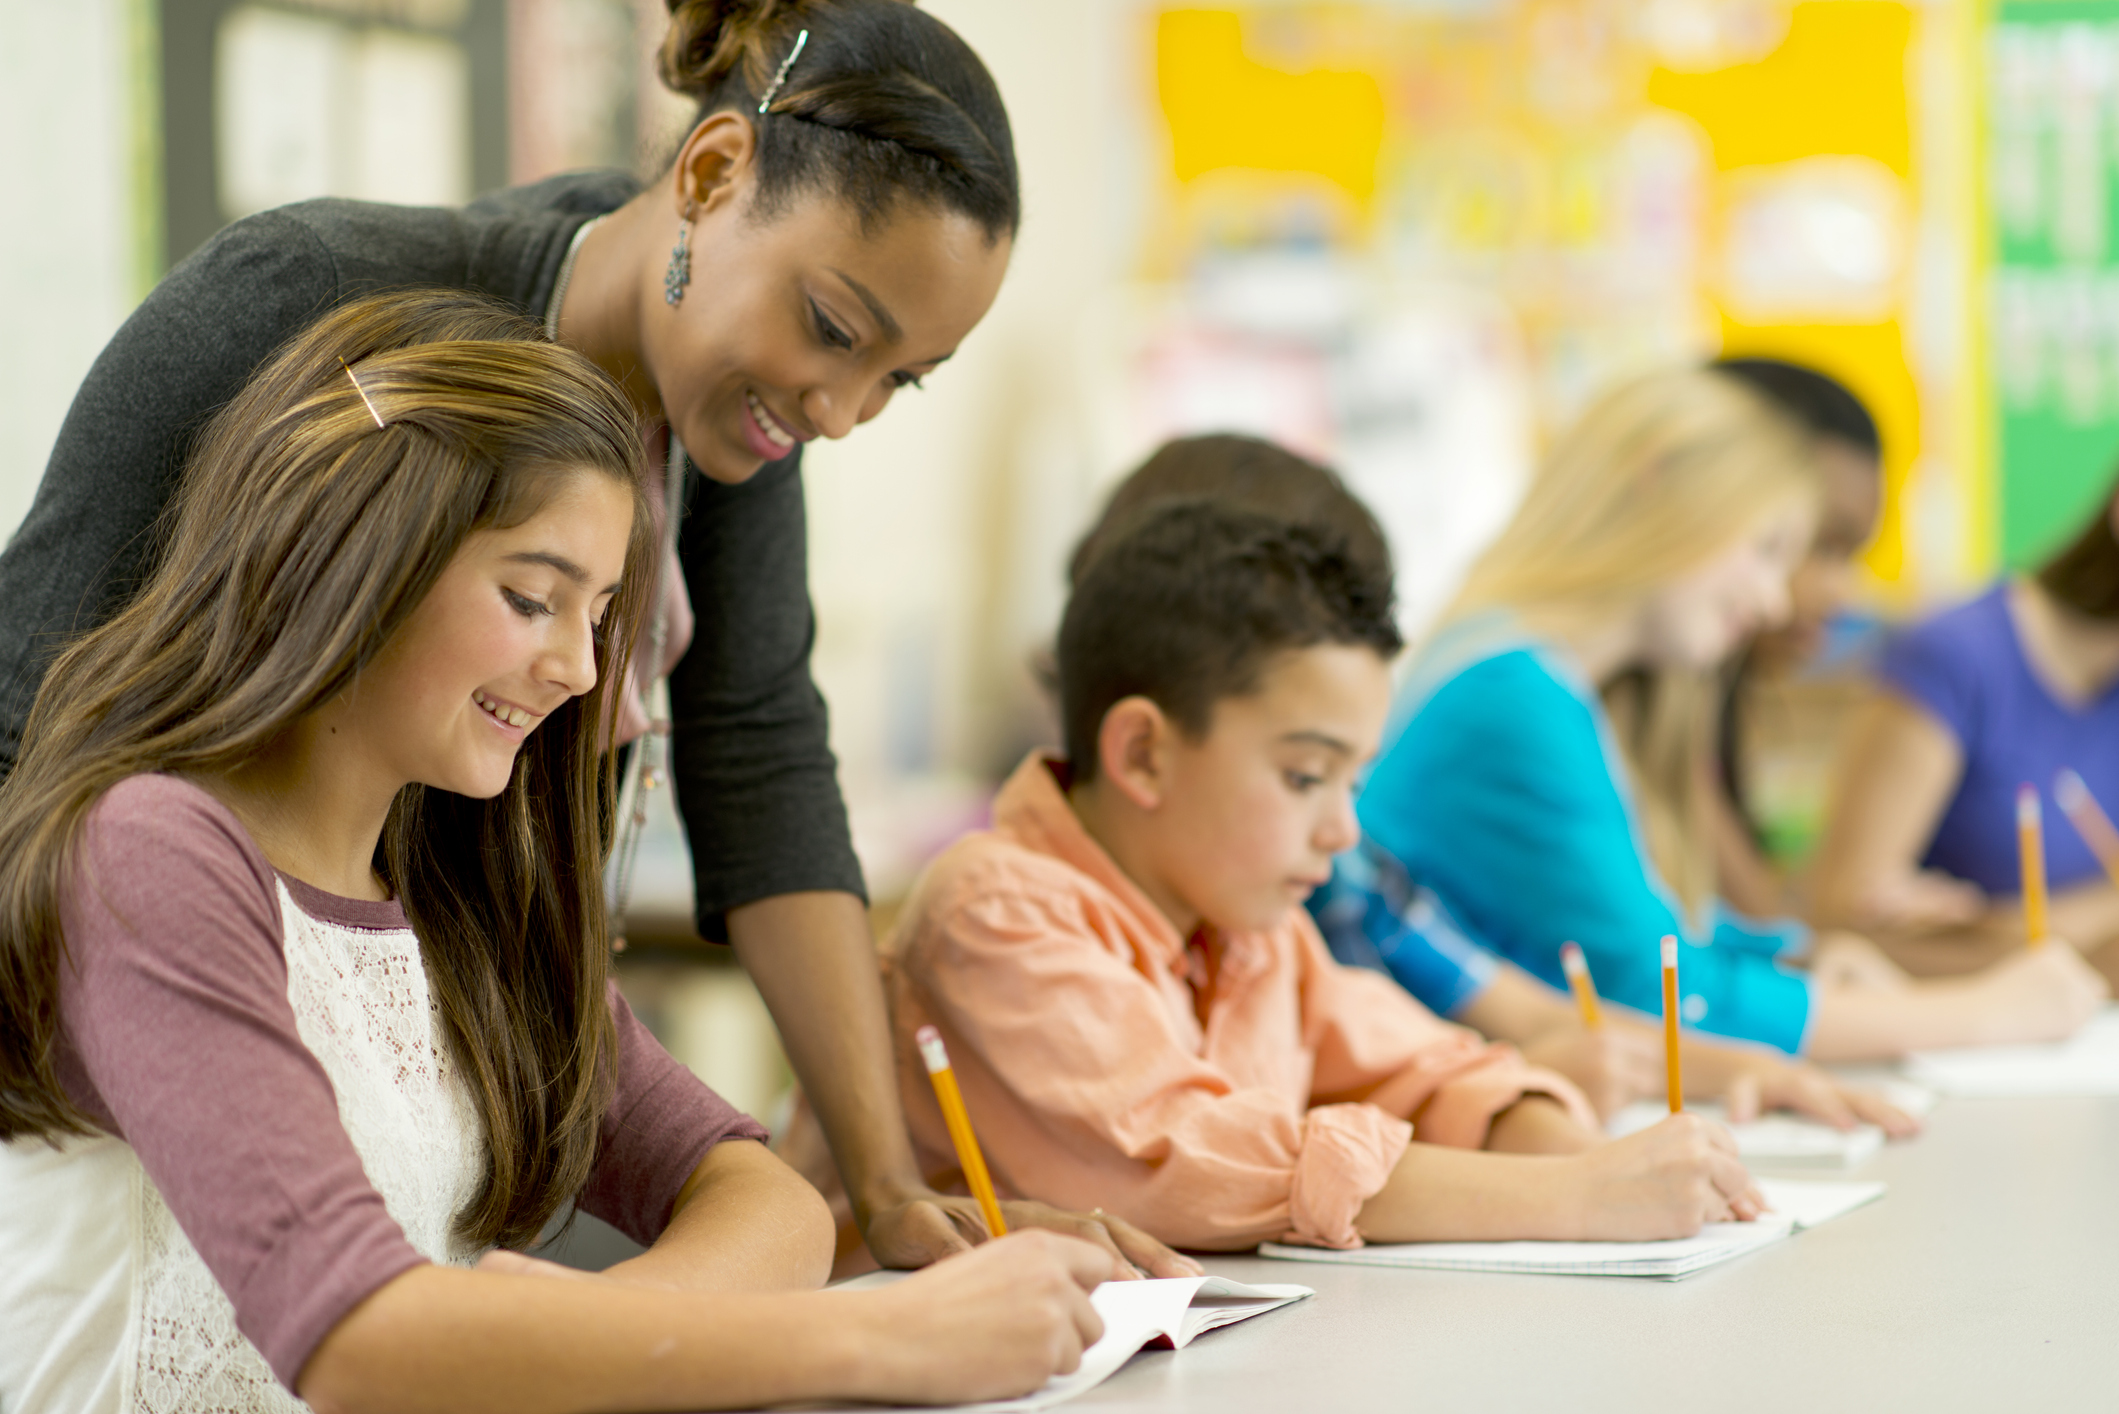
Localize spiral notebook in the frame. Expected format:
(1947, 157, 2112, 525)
(813, 1271, 1312, 1411)
(1257, 1177, 1883, 1280)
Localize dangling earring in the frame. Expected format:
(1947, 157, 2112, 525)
(664, 203, 694, 307)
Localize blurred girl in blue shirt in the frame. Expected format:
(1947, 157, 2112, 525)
(1360, 368, 2105, 1061)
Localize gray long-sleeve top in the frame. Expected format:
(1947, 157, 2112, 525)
(0, 172, 864, 935)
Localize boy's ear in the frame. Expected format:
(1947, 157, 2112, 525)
(1097, 696, 1172, 812)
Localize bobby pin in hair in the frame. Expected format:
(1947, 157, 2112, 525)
(339, 356, 386, 429)
(757, 29, 810, 113)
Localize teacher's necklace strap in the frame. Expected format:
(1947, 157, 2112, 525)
(544, 216, 604, 341)
(606, 431, 689, 952)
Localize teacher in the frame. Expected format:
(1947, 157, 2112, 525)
(0, 0, 1183, 1277)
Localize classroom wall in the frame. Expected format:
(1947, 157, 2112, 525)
(0, 0, 2083, 899)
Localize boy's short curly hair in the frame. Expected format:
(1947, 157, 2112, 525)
(1058, 499, 1403, 780)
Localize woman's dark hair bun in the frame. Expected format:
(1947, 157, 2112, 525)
(659, 0, 1019, 241)
(659, 0, 786, 101)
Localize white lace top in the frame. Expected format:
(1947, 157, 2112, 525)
(0, 882, 485, 1412)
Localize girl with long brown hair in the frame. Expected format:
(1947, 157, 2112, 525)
(0, 290, 1108, 1413)
(0, 0, 1182, 1278)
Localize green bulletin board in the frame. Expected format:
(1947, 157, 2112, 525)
(1988, 2, 2119, 566)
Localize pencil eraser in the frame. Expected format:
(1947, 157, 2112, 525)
(915, 1024, 950, 1075)
(1561, 942, 1586, 978)
(2019, 783, 2041, 827)
(1660, 935, 1678, 968)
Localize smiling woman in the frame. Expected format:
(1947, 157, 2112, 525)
(0, 288, 1120, 1414)
(0, 0, 1176, 1283)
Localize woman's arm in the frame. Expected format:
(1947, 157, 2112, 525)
(299, 1229, 1112, 1414)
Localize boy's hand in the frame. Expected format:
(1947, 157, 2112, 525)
(1519, 1023, 1663, 1120)
(848, 1231, 1109, 1405)
(1562, 1114, 1763, 1241)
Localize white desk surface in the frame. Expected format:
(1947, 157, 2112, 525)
(1074, 1095, 2119, 1412)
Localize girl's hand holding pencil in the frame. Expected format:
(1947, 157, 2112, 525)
(841, 1231, 1113, 1406)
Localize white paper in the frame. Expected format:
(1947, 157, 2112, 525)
(816, 1272, 1312, 1411)
(1906, 1008, 2119, 1097)
(1608, 1102, 1884, 1169)
(1756, 1177, 1886, 1230)
(1257, 1178, 1882, 1281)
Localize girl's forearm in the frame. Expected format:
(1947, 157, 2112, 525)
(298, 1266, 862, 1414)
(1804, 981, 1989, 1061)
(601, 1140, 835, 1294)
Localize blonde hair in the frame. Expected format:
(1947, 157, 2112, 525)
(1446, 367, 1820, 919)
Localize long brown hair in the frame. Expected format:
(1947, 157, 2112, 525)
(2037, 473, 2119, 619)
(0, 289, 653, 1251)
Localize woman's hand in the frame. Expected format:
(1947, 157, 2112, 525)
(840, 1231, 1111, 1406)
(860, 1188, 1200, 1279)
(1519, 1022, 1663, 1120)
(1559, 1114, 1764, 1241)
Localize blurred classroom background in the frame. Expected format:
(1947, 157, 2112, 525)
(6, 0, 2118, 1123)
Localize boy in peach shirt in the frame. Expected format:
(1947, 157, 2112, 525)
(798, 500, 1762, 1265)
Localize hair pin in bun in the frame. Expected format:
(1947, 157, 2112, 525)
(756, 28, 808, 113)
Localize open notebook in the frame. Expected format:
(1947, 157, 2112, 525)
(1906, 1006, 2119, 1097)
(1257, 1178, 1883, 1280)
(1607, 1103, 1884, 1169)
(812, 1272, 1312, 1412)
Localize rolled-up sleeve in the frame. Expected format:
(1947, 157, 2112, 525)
(1296, 920, 1598, 1151)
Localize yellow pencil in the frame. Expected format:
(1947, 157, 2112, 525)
(915, 1024, 1008, 1239)
(1660, 935, 1682, 1115)
(2055, 769, 2119, 889)
(1560, 941, 1601, 1029)
(2018, 783, 2050, 948)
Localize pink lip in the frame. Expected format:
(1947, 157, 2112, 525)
(740, 392, 808, 462)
